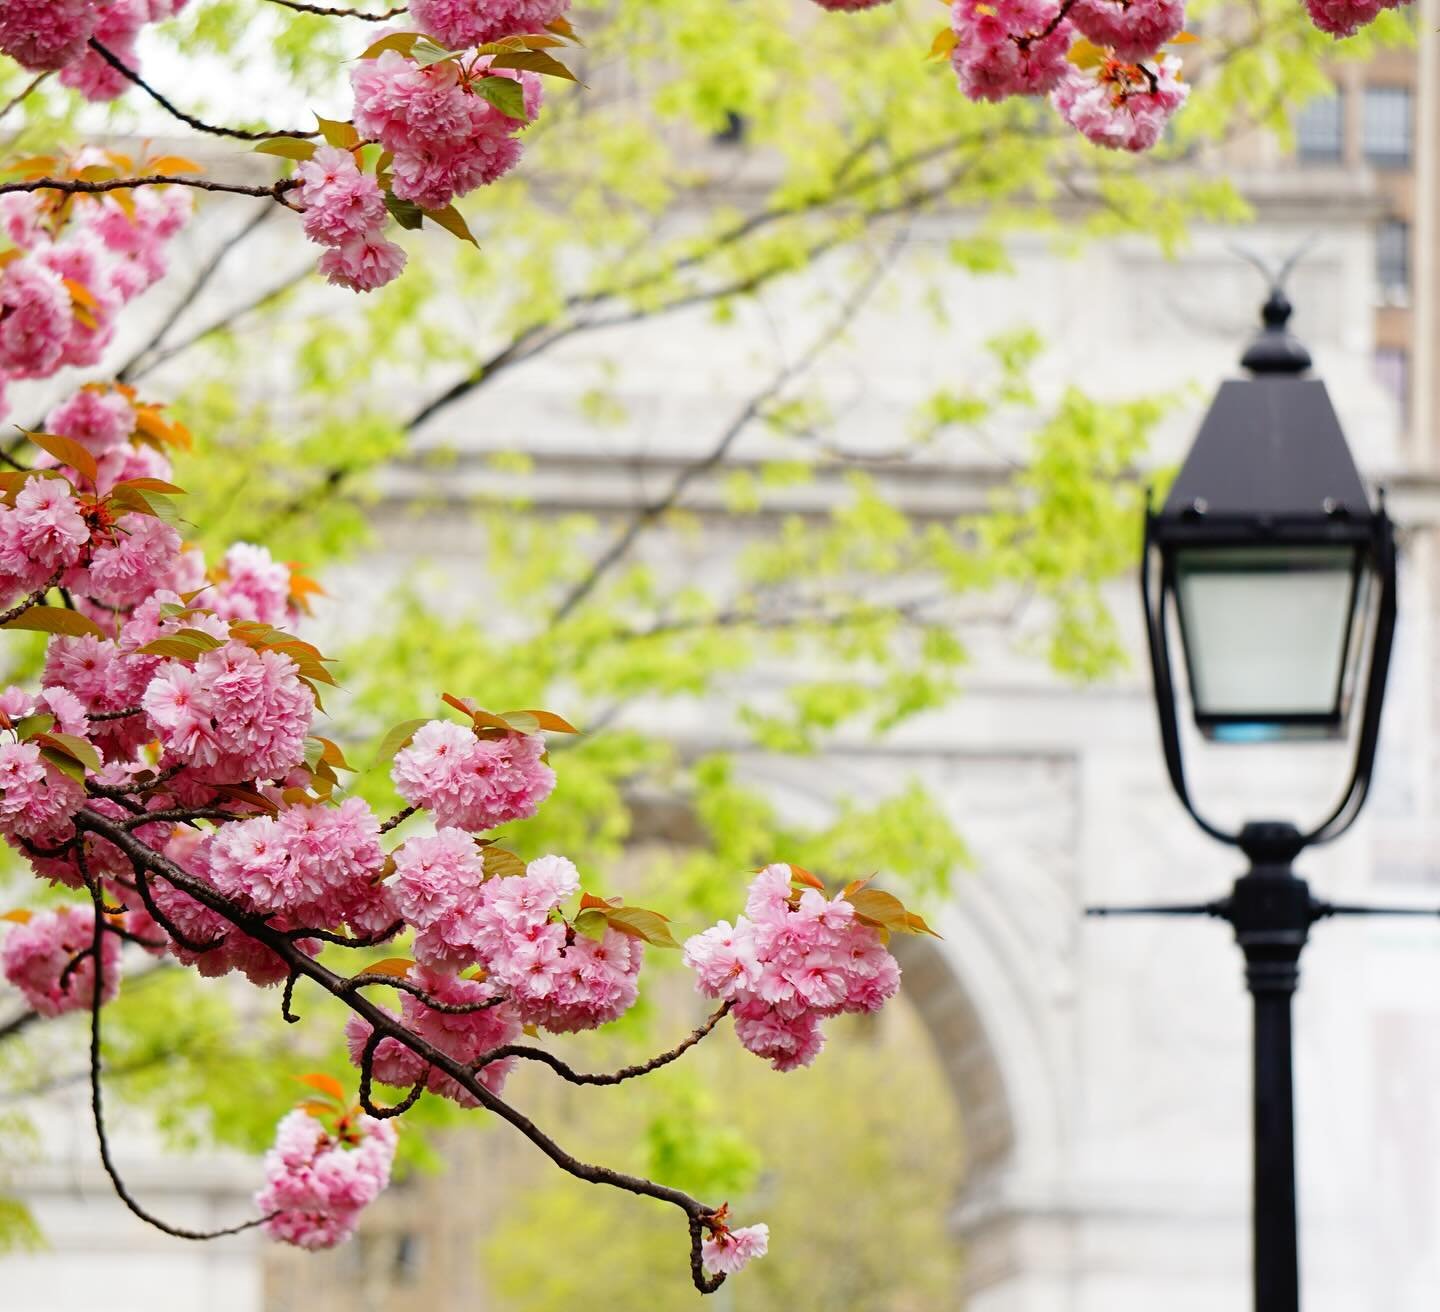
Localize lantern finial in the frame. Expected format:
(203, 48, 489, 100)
(1230, 242, 1314, 376)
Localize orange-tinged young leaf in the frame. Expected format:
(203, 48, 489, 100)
(297, 1099, 338, 1118)
(62, 278, 99, 310)
(1169, 29, 1199, 42)
(926, 27, 958, 60)
(501, 709, 581, 734)
(579, 891, 620, 910)
(23, 429, 97, 484)
(522, 1023, 541, 1038)
(253, 139, 317, 163)
(360, 957, 415, 979)
(1066, 37, 1105, 68)
(312, 736, 353, 771)
(544, 14, 581, 40)
(788, 864, 826, 891)
(441, 691, 476, 717)
(903, 910, 943, 938)
(210, 783, 280, 815)
(1, 909, 32, 924)
(117, 477, 186, 495)
(147, 155, 204, 174)
(294, 1072, 346, 1102)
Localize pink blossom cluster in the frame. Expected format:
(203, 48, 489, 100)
(1051, 53, 1188, 152)
(207, 798, 392, 932)
(385, 844, 641, 1031)
(410, 0, 569, 47)
(0, 0, 189, 101)
(684, 865, 901, 1072)
(391, 719, 555, 832)
(142, 641, 315, 784)
(256, 1109, 398, 1249)
(1304, 0, 1402, 33)
(950, 0, 1073, 102)
(345, 965, 522, 1105)
(0, 182, 189, 422)
(205, 542, 300, 626)
(1, 904, 119, 1016)
(351, 51, 541, 211)
(702, 1222, 771, 1277)
(944, 0, 1188, 149)
(293, 146, 406, 295)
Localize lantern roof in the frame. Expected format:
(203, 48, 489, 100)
(1160, 292, 1371, 526)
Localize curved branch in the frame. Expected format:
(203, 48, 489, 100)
(0, 175, 300, 205)
(82, 875, 273, 1240)
(473, 1001, 732, 1086)
(357, 1031, 426, 1119)
(73, 808, 727, 1292)
(345, 971, 509, 1015)
(263, 0, 409, 16)
(87, 41, 316, 141)
(0, 567, 65, 626)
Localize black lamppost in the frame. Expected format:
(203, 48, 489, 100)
(1089, 287, 1429, 1312)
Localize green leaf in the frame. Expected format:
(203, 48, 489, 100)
(385, 193, 425, 231)
(471, 76, 528, 122)
(371, 718, 428, 768)
(315, 117, 359, 150)
(420, 203, 480, 247)
(603, 906, 679, 949)
(358, 30, 422, 59)
(252, 139, 317, 162)
(36, 731, 101, 773)
(573, 908, 609, 941)
(134, 629, 224, 660)
(1, 607, 106, 639)
(39, 747, 85, 783)
(484, 50, 579, 82)
(11, 714, 53, 741)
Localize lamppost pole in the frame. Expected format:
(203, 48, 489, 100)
(1084, 281, 1438, 1312)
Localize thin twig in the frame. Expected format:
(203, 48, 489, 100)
(473, 1002, 733, 1086)
(0, 567, 64, 626)
(378, 803, 416, 835)
(357, 1031, 426, 1119)
(346, 972, 509, 1015)
(0, 72, 51, 125)
(263, 0, 409, 16)
(87, 41, 316, 141)
(0, 174, 300, 205)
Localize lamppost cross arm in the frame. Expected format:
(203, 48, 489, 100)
(1085, 899, 1231, 918)
(1313, 900, 1440, 919)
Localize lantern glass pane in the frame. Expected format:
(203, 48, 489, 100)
(1173, 545, 1360, 726)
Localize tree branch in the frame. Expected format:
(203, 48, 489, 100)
(74, 807, 729, 1292)
(0, 175, 300, 205)
(87, 41, 316, 141)
(473, 1001, 732, 1086)
(263, 0, 409, 16)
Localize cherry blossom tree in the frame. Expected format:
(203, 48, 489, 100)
(0, 199, 936, 1286)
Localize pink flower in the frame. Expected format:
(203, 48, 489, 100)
(81, 513, 183, 610)
(142, 641, 315, 784)
(701, 1223, 770, 1276)
(316, 234, 407, 294)
(256, 1109, 397, 1250)
(207, 543, 295, 625)
(1304, 0, 1395, 34)
(2, 905, 120, 1016)
(296, 147, 387, 249)
(391, 720, 555, 833)
(1068, 0, 1184, 60)
(410, 0, 569, 50)
(0, 739, 87, 842)
(46, 387, 136, 454)
(950, 0, 1073, 102)
(1051, 54, 1188, 152)
(0, 258, 71, 378)
(683, 919, 760, 998)
(0, 0, 96, 71)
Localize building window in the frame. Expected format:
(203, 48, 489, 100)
(1374, 347, 1409, 419)
(1376, 219, 1410, 303)
(1363, 86, 1412, 167)
(1295, 93, 1343, 163)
